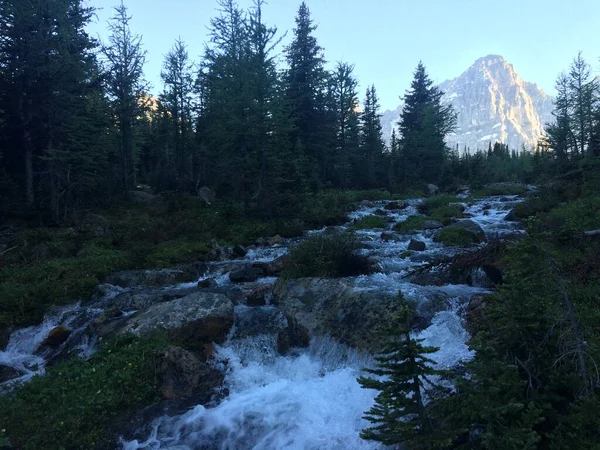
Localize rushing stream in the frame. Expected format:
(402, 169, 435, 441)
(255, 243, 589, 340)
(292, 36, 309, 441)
(0, 194, 523, 448)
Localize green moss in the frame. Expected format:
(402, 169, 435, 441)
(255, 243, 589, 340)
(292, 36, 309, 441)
(434, 227, 478, 247)
(351, 215, 388, 230)
(394, 216, 426, 233)
(425, 194, 463, 210)
(429, 205, 464, 222)
(282, 232, 373, 278)
(0, 334, 167, 450)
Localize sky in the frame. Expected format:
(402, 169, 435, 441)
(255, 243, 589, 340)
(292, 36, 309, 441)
(86, 0, 600, 111)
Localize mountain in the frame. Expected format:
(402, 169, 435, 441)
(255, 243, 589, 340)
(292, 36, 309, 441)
(381, 55, 555, 153)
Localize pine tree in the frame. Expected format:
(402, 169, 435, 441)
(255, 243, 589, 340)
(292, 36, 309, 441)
(397, 62, 456, 187)
(360, 85, 385, 188)
(102, 1, 148, 192)
(568, 53, 598, 156)
(358, 293, 450, 448)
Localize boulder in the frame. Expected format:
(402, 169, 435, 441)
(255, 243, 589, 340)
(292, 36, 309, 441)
(427, 184, 439, 196)
(129, 190, 158, 205)
(251, 255, 289, 277)
(466, 294, 489, 334)
(41, 326, 71, 348)
(273, 278, 403, 352)
(436, 220, 486, 244)
(265, 235, 284, 246)
(372, 209, 387, 216)
(0, 364, 21, 383)
(109, 286, 199, 311)
(198, 186, 217, 204)
(255, 237, 266, 246)
(358, 200, 374, 208)
(233, 244, 247, 258)
(80, 213, 110, 237)
(106, 262, 207, 288)
(229, 266, 264, 283)
(448, 202, 468, 212)
(504, 209, 518, 221)
(384, 201, 406, 211)
(198, 278, 218, 289)
(155, 345, 224, 401)
(246, 284, 273, 306)
(408, 239, 426, 252)
(100, 292, 234, 344)
(416, 202, 430, 214)
(423, 220, 443, 230)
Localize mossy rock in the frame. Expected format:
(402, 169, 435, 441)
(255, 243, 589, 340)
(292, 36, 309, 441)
(351, 215, 388, 230)
(434, 220, 486, 247)
(394, 216, 426, 233)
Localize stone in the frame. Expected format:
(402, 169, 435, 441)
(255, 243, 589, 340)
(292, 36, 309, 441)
(109, 286, 198, 311)
(416, 202, 430, 214)
(197, 186, 217, 204)
(102, 292, 234, 344)
(129, 190, 158, 204)
(41, 326, 71, 348)
(198, 278, 218, 289)
(466, 294, 489, 334)
(448, 202, 468, 212)
(0, 364, 21, 383)
(504, 209, 518, 221)
(423, 220, 443, 230)
(233, 244, 247, 258)
(372, 209, 387, 216)
(442, 219, 487, 243)
(106, 262, 207, 288)
(358, 200, 374, 208)
(380, 232, 395, 241)
(265, 235, 284, 246)
(255, 237, 266, 246)
(384, 201, 406, 211)
(408, 239, 426, 252)
(427, 184, 439, 196)
(246, 284, 273, 306)
(155, 345, 224, 401)
(80, 213, 111, 237)
(229, 266, 264, 283)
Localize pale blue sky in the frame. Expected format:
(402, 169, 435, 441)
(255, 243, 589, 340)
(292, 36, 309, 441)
(86, 0, 600, 110)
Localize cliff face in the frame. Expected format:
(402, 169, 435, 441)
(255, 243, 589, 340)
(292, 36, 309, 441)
(382, 55, 555, 153)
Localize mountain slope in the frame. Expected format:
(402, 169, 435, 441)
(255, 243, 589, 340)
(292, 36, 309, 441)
(381, 55, 555, 153)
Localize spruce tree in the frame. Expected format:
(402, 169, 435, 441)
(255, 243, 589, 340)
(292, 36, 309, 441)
(360, 85, 385, 188)
(358, 293, 449, 448)
(397, 62, 456, 187)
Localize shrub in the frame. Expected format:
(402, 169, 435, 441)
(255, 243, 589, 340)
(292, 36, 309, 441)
(0, 334, 167, 450)
(351, 215, 388, 230)
(282, 231, 373, 278)
(434, 227, 478, 247)
(394, 216, 426, 233)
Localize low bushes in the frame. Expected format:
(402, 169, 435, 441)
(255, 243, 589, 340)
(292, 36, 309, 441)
(351, 215, 388, 230)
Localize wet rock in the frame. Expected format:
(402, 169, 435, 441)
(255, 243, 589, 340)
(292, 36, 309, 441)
(427, 184, 439, 196)
(466, 294, 489, 334)
(251, 255, 289, 277)
(255, 237, 266, 246)
(384, 201, 406, 211)
(482, 264, 504, 285)
(129, 190, 159, 204)
(106, 262, 207, 288)
(380, 232, 395, 241)
(358, 200, 374, 208)
(504, 209, 518, 221)
(274, 278, 402, 352)
(197, 186, 217, 204)
(0, 364, 21, 383)
(423, 220, 443, 230)
(416, 201, 430, 214)
(101, 292, 234, 344)
(155, 345, 224, 401)
(482, 204, 492, 211)
(448, 202, 468, 212)
(447, 219, 486, 243)
(265, 235, 284, 246)
(198, 278, 218, 289)
(408, 239, 426, 251)
(408, 271, 454, 286)
(41, 326, 71, 348)
(246, 284, 273, 306)
(456, 186, 470, 196)
(233, 244, 247, 258)
(373, 209, 387, 216)
(232, 306, 288, 340)
(229, 266, 264, 283)
(110, 286, 198, 311)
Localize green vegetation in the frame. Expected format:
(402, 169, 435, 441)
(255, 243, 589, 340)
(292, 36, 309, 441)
(282, 232, 373, 278)
(351, 215, 388, 230)
(394, 216, 427, 233)
(429, 205, 464, 222)
(358, 294, 450, 449)
(472, 183, 526, 197)
(0, 334, 167, 450)
(425, 194, 464, 210)
(434, 227, 479, 247)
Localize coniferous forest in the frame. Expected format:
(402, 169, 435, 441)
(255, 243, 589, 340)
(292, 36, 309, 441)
(1, 1, 600, 449)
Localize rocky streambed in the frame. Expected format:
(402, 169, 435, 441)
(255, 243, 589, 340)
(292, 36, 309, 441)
(0, 193, 523, 449)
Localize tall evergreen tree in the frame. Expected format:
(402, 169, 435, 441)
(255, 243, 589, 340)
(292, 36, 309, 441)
(397, 62, 456, 186)
(359, 85, 385, 188)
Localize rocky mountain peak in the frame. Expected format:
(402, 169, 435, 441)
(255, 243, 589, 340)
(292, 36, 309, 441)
(381, 55, 554, 153)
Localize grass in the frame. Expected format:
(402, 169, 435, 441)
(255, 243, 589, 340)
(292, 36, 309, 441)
(351, 215, 388, 230)
(434, 227, 480, 247)
(429, 205, 465, 222)
(472, 184, 526, 197)
(425, 194, 464, 210)
(282, 231, 373, 278)
(394, 216, 427, 233)
(0, 334, 167, 450)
